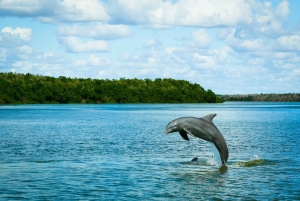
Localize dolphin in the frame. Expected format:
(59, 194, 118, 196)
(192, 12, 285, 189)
(164, 113, 228, 166)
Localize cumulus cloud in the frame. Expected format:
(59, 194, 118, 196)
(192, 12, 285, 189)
(1, 27, 32, 41)
(69, 54, 111, 77)
(87, 54, 110, 66)
(249, 0, 289, 37)
(274, 32, 300, 51)
(58, 23, 132, 40)
(193, 53, 216, 68)
(0, 0, 55, 16)
(0, 0, 290, 32)
(214, 0, 290, 44)
(143, 39, 163, 49)
(11, 61, 34, 72)
(17, 45, 34, 55)
(59, 37, 110, 53)
(46, 0, 110, 23)
(108, 0, 253, 27)
(275, 0, 290, 18)
(0, 0, 110, 23)
(272, 52, 300, 63)
(191, 29, 211, 48)
(36, 52, 65, 63)
(0, 27, 34, 63)
(216, 46, 233, 63)
(218, 28, 266, 52)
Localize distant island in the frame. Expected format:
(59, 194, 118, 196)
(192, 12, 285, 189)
(0, 72, 223, 104)
(219, 94, 300, 102)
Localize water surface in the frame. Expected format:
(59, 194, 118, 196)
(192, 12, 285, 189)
(1, 102, 300, 200)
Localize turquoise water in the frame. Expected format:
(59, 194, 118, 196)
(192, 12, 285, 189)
(0, 102, 300, 200)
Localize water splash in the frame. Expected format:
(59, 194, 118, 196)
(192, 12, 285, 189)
(209, 143, 222, 166)
(182, 142, 222, 166)
(232, 155, 266, 167)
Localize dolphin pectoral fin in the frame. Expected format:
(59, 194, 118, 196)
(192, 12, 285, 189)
(183, 128, 197, 138)
(179, 130, 189, 140)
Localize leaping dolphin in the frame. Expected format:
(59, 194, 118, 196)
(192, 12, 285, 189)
(164, 113, 228, 166)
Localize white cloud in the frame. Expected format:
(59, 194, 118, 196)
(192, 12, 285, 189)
(271, 52, 300, 71)
(272, 52, 300, 63)
(238, 39, 264, 51)
(193, 53, 216, 68)
(0, 28, 37, 63)
(165, 47, 177, 54)
(88, 54, 110, 66)
(250, 0, 288, 37)
(119, 52, 131, 61)
(292, 68, 300, 76)
(36, 52, 65, 63)
(59, 37, 110, 53)
(0, 48, 7, 62)
(247, 58, 265, 66)
(66, 54, 111, 78)
(219, 28, 266, 51)
(58, 23, 132, 40)
(274, 32, 300, 51)
(106, 0, 162, 24)
(214, 0, 290, 42)
(143, 39, 163, 48)
(17, 45, 34, 55)
(216, 46, 233, 63)
(108, 0, 253, 27)
(0, 0, 110, 23)
(11, 61, 34, 72)
(1, 27, 32, 41)
(73, 59, 87, 67)
(191, 29, 211, 48)
(0, 0, 55, 16)
(272, 60, 296, 69)
(54, 0, 110, 22)
(0, 0, 289, 33)
(275, 0, 290, 18)
(174, 0, 253, 26)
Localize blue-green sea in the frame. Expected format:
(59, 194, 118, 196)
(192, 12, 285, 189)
(1, 102, 300, 200)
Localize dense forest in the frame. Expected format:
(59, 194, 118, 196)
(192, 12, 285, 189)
(219, 94, 300, 102)
(0, 72, 223, 104)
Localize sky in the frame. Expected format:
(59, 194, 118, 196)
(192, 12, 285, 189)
(0, 0, 300, 94)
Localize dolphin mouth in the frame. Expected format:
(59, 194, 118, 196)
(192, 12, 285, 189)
(164, 129, 171, 134)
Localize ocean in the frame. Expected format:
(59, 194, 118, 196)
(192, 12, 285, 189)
(1, 102, 299, 200)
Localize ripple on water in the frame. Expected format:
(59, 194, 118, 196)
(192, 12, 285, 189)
(1, 103, 300, 200)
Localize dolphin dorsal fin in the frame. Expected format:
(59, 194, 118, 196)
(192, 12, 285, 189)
(202, 113, 217, 122)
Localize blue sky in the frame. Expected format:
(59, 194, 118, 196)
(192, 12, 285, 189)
(0, 0, 299, 94)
